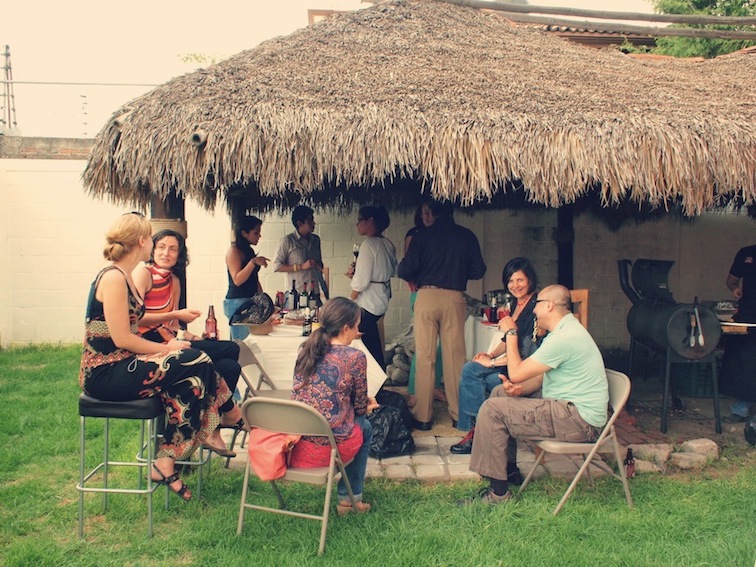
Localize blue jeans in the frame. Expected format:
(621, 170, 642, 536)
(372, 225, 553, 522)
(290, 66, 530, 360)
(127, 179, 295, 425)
(224, 298, 250, 340)
(457, 361, 503, 431)
(339, 414, 373, 503)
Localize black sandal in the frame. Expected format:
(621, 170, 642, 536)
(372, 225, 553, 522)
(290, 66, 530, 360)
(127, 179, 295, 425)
(219, 418, 249, 432)
(151, 464, 192, 501)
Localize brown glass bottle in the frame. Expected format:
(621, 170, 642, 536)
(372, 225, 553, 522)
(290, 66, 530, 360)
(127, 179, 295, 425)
(204, 305, 218, 340)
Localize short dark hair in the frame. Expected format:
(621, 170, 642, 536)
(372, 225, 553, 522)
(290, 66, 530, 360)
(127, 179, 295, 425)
(151, 229, 189, 277)
(292, 205, 314, 228)
(502, 257, 538, 294)
(359, 205, 391, 233)
(233, 216, 263, 250)
(428, 199, 454, 219)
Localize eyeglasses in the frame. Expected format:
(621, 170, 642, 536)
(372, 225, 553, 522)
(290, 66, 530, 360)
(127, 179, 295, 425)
(536, 299, 568, 306)
(123, 211, 145, 217)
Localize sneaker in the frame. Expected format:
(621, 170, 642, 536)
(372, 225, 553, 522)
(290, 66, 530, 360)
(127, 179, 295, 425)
(450, 429, 474, 454)
(458, 487, 514, 506)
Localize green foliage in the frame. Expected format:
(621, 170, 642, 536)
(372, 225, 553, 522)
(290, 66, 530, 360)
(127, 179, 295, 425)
(1, 346, 755, 566)
(650, 0, 756, 58)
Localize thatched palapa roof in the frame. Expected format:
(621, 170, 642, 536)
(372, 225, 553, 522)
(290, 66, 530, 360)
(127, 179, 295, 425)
(83, 0, 756, 215)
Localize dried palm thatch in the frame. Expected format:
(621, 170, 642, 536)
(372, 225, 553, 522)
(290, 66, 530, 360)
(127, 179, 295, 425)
(83, 0, 756, 216)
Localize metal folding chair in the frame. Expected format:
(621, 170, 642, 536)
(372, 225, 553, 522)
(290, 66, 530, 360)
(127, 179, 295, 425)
(519, 369, 634, 515)
(236, 397, 357, 556)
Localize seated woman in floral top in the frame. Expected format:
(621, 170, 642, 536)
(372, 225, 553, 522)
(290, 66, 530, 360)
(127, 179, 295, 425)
(289, 297, 378, 515)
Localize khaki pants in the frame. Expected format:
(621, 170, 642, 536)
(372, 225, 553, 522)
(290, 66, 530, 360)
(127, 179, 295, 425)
(413, 288, 467, 422)
(469, 396, 599, 481)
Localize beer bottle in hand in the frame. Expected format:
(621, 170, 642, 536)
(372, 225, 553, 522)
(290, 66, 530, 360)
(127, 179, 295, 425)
(204, 305, 218, 340)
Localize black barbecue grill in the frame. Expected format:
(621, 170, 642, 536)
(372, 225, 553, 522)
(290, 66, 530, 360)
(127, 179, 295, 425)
(618, 259, 722, 433)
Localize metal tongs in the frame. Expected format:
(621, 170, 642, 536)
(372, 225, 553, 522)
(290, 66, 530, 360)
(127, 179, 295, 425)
(694, 306, 704, 347)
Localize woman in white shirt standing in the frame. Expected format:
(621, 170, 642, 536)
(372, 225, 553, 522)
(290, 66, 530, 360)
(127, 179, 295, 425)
(346, 205, 398, 370)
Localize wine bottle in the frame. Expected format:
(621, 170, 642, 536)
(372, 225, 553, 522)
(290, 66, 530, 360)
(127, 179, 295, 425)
(301, 281, 309, 310)
(311, 307, 321, 331)
(289, 279, 299, 310)
(489, 297, 499, 324)
(308, 279, 318, 309)
(623, 448, 636, 478)
(204, 305, 218, 340)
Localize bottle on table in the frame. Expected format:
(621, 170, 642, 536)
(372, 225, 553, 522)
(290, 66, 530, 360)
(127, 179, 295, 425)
(301, 281, 310, 310)
(311, 307, 321, 331)
(302, 307, 312, 337)
(308, 279, 318, 309)
(489, 297, 499, 324)
(204, 305, 218, 340)
(624, 448, 636, 478)
(287, 279, 299, 310)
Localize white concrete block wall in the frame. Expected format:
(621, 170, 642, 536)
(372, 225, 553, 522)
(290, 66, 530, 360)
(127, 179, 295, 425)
(2, 157, 755, 350)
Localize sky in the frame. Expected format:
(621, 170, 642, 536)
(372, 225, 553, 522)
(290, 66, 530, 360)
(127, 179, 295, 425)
(1, 1, 654, 137)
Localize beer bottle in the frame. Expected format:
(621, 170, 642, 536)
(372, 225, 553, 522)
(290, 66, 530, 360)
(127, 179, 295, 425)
(204, 305, 218, 340)
(302, 307, 312, 337)
(624, 448, 636, 478)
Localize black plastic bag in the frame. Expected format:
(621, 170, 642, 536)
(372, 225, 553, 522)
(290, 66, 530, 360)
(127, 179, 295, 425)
(375, 389, 414, 430)
(367, 406, 415, 459)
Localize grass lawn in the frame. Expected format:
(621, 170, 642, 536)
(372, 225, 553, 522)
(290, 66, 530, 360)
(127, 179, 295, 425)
(0, 345, 754, 566)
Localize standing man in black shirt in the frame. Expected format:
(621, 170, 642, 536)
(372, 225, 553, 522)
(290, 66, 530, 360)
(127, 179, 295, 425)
(398, 201, 486, 429)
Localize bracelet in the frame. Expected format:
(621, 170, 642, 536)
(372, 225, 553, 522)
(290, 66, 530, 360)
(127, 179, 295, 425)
(294, 264, 298, 272)
(504, 329, 518, 337)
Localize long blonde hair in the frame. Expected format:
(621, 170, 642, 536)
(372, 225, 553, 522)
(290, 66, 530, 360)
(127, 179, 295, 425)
(103, 213, 152, 262)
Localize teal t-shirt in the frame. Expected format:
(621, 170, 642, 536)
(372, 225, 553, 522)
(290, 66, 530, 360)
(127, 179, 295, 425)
(531, 313, 608, 427)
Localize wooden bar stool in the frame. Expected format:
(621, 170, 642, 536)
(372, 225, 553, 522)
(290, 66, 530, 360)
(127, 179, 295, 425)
(77, 393, 163, 537)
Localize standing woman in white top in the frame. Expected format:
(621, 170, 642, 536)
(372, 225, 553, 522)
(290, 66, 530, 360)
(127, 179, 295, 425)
(346, 205, 398, 370)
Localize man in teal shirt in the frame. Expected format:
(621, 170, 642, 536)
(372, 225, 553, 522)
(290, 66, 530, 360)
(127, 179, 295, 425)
(465, 285, 608, 504)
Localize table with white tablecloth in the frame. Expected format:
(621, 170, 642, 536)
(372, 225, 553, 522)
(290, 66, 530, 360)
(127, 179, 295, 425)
(464, 316, 504, 360)
(242, 324, 387, 398)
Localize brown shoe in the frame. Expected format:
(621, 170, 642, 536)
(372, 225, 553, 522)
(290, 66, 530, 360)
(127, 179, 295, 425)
(458, 487, 513, 506)
(336, 500, 372, 516)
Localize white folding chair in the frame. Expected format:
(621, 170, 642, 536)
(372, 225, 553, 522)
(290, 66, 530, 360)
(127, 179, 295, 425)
(236, 397, 358, 556)
(519, 369, 634, 515)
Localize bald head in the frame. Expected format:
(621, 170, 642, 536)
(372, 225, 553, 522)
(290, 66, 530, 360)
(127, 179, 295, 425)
(534, 285, 573, 331)
(540, 285, 572, 310)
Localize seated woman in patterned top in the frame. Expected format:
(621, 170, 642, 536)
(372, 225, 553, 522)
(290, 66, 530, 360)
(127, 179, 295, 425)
(79, 213, 231, 501)
(289, 297, 379, 515)
(133, 229, 248, 457)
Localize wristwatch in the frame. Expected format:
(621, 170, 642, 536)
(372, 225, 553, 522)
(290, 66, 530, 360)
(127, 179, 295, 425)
(504, 329, 518, 337)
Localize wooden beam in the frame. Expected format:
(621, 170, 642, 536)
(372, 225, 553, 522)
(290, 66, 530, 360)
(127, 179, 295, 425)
(444, 0, 756, 26)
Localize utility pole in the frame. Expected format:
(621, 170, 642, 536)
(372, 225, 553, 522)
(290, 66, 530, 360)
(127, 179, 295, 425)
(1, 45, 19, 134)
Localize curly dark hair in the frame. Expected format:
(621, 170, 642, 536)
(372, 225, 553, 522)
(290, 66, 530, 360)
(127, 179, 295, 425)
(151, 229, 189, 277)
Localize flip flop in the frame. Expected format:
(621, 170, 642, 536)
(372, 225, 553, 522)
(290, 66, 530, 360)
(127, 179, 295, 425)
(151, 464, 192, 501)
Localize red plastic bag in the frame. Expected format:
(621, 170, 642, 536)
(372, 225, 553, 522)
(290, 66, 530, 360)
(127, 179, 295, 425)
(247, 428, 301, 481)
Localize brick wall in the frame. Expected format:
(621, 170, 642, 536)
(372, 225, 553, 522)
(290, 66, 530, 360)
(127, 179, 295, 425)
(2, 137, 754, 350)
